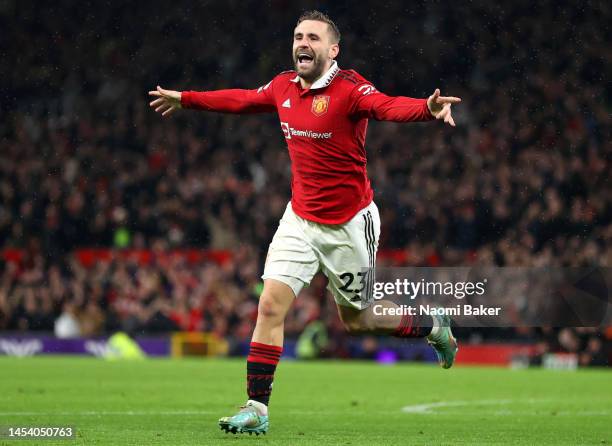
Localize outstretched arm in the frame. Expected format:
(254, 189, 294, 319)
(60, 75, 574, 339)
(148, 81, 276, 117)
(350, 83, 461, 126)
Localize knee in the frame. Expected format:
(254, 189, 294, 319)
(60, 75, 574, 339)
(258, 292, 284, 321)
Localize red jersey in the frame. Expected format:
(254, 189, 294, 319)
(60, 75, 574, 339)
(181, 61, 434, 224)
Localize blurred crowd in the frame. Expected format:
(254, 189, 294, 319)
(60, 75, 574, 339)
(0, 249, 338, 341)
(0, 0, 610, 362)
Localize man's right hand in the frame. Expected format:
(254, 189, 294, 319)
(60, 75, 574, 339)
(148, 86, 182, 117)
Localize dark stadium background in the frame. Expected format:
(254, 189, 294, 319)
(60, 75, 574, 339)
(0, 0, 610, 366)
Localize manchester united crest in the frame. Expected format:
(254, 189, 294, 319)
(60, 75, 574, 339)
(311, 95, 330, 116)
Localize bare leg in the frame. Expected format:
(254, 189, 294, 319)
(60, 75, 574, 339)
(239, 278, 296, 413)
(336, 300, 408, 335)
(251, 279, 296, 346)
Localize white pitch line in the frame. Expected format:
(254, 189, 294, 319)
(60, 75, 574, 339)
(1, 407, 607, 418)
(401, 399, 512, 414)
(401, 400, 610, 417)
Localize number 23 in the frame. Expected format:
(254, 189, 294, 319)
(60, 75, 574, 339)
(339, 272, 368, 294)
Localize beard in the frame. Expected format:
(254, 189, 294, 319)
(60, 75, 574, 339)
(294, 53, 326, 82)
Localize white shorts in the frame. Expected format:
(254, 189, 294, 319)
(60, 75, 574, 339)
(262, 201, 380, 310)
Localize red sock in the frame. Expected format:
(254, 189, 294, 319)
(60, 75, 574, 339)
(393, 313, 432, 338)
(246, 342, 282, 406)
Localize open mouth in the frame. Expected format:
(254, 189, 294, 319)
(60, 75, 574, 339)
(296, 52, 314, 69)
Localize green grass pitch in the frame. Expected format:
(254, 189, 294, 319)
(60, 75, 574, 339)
(0, 357, 610, 445)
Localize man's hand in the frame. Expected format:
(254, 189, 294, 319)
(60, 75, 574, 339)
(148, 86, 182, 117)
(427, 89, 461, 127)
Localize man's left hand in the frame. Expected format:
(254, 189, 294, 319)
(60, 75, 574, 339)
(427, 89, 461, 127)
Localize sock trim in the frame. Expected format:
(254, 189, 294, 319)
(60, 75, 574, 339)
(393, 313, 413, 337)
(247, 342, 282, 365)
(393, 313, 426, 338)
(250, 342, 283, 353)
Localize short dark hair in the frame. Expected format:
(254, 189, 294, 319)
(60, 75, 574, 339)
(296, 10, 341, 43)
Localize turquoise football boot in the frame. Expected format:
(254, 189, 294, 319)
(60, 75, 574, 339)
(426, 313, 458, 369)
(219, 400, 269, 435)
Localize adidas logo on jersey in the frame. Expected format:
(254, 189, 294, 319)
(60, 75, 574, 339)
(282, 98, 291, 108)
